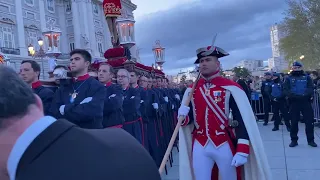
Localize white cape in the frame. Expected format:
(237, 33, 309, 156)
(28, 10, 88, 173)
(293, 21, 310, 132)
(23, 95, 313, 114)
(179, 85, 272, 180)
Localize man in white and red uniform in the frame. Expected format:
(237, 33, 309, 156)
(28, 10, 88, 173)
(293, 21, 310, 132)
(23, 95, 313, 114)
(178, 46, 271, 180)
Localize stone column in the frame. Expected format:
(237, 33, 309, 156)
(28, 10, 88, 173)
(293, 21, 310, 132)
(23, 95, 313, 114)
(39, 0, 46, 32)
(71, 0, 81, 48)
(85, 1, 99, 57)
(15, 0, 27, 56)
(77, 0, 96, 56)
(56, 2, 68, 54)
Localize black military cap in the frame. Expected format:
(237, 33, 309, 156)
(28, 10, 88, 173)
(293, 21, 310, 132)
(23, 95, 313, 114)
(195, 46, 229, 64)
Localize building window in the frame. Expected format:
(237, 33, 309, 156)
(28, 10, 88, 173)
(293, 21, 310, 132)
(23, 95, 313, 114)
(93, 4, 99, 15)
(25, 0, 34, 6)
(0, 4, 10, 13)
(28, 31, 39, 50)
(47, 0, 55, 13)
(66, 19, 72, 27)
(97, 42, 103, 54)
(69, 42, 75, 51)
(25, 11, 36, 19)
(65, 0, 71, 13)
(2, 27, 14, 48)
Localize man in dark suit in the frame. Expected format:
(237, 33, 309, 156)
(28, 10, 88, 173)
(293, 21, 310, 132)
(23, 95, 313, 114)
(0, 66, 161, 180)
(19, 60, 54, 115)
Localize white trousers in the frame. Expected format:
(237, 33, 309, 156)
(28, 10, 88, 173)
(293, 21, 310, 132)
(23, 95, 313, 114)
(192, 140, 237, 180)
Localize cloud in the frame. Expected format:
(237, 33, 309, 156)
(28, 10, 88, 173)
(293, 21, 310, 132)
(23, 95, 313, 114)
(134, 0, 287, 74)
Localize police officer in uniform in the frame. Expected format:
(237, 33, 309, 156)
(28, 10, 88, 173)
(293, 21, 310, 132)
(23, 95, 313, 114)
(261, 72, 273, 125)
(270, 73, 291, 132)
(284, 61, 317, 147)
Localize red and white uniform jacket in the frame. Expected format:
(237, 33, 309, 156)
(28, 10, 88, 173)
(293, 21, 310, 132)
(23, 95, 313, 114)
(182, 76, 250, 156)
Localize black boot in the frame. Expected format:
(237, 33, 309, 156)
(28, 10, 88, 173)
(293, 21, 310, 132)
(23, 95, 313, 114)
(263, 122, 268, 126)
(279, 122, 284, 125)
(308, 141, 318, 147)
(272, 126, 279, 131)
(289, 141, 298, 147)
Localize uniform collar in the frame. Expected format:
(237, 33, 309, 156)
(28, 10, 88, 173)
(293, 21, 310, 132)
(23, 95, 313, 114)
(31, 81, 42, 89)
(133, 84, 139, 89)
(123, 85, 129, 90)
(105, 81, 112, 87)
(73, 74, 90, 81)
(201, 70, 220, 82)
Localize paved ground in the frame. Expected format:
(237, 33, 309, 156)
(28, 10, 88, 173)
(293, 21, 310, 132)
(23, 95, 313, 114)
(161, 122, 320, 180)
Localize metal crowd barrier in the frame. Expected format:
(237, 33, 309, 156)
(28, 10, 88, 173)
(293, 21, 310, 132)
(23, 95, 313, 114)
(249, 90, 320, 123)
(312, 90, 320, 123)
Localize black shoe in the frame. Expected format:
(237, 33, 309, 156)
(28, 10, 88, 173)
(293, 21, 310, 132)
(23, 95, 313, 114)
(308, 141, 318, 147)
(280, 122, 284, 125)
(286, 126, 291, 132)
(263, 122, 268, 126)
(289, 141, 298, 147)
(272, 127, 279, 131)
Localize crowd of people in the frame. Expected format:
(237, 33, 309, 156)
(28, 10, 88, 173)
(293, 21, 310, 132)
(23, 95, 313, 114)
(224, 61, 319, 147)
(0, 48, 185, 180)
(1, 46, 319, 180)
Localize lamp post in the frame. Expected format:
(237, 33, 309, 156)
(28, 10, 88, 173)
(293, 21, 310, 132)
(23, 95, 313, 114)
(28, 37, 46, 80)
(152, 40, 165, 71)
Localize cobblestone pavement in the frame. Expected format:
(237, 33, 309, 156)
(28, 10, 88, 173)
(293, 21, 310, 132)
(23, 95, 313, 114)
(161, 122, 320, 180)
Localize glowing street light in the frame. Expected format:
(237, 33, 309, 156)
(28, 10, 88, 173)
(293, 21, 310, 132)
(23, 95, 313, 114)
(38, 38, 44, 46)
(300, 55, 305, 60)
(28, 44, 34, 53)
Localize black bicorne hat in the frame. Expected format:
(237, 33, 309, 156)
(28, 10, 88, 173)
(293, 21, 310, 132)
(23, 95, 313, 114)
(194, 46, 229, 64)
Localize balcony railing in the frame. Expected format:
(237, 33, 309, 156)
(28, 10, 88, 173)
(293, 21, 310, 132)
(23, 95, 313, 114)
(1, 47, 20, 55)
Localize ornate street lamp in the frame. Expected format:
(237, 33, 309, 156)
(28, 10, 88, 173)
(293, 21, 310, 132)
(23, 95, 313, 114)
(28, 38, 47, 80)
(152, 40, 165, 71)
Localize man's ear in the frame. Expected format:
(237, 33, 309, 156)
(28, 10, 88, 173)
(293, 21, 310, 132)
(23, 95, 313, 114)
(34, 94, 44, 113)
(85, 61, 90, 68)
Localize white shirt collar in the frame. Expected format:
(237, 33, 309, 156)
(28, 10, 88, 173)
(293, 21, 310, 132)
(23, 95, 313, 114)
(7, 116, 56, 180)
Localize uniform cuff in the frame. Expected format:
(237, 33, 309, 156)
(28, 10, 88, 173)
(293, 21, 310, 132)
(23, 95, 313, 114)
(181, 116, 190, 126)
(236, 139, 250, 156)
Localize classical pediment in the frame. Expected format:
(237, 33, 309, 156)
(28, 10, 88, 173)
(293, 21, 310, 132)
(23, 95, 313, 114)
(0, 17, 15, 25)
(24, 24, 39, 30)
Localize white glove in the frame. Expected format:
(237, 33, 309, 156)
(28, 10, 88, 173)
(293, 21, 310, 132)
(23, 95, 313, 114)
(231, 153, 248, 167)
(130, 96, 135, 99)
(178, 105, 190, 117)
(175, 94, 180, 100)
(140, 100, 144, 103)
(172, 104, 174, 109)
(164, 96, 168, 102)
(59, 105, 65, 115)
(80, 97, 92, 104)
(108, 94, 116, 99)
(152, 103, 159, 109)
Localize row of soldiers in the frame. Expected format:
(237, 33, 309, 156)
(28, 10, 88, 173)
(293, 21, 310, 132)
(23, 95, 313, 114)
(260, 61, 317, 147)
(18, 49, 182, 167)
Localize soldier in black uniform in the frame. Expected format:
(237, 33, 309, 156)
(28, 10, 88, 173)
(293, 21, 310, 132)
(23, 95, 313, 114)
(261, 72, 273, 125)
(283, 61, 317, 147)
(269, 73, 291, 132)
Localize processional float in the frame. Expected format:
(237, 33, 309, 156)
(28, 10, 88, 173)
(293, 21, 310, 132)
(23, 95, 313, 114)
(92, 0, 165, 76)
(41, 0, 164, 88)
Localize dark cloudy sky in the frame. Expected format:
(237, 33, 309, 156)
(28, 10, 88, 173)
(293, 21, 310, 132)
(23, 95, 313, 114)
(131, 0, 288, 75)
